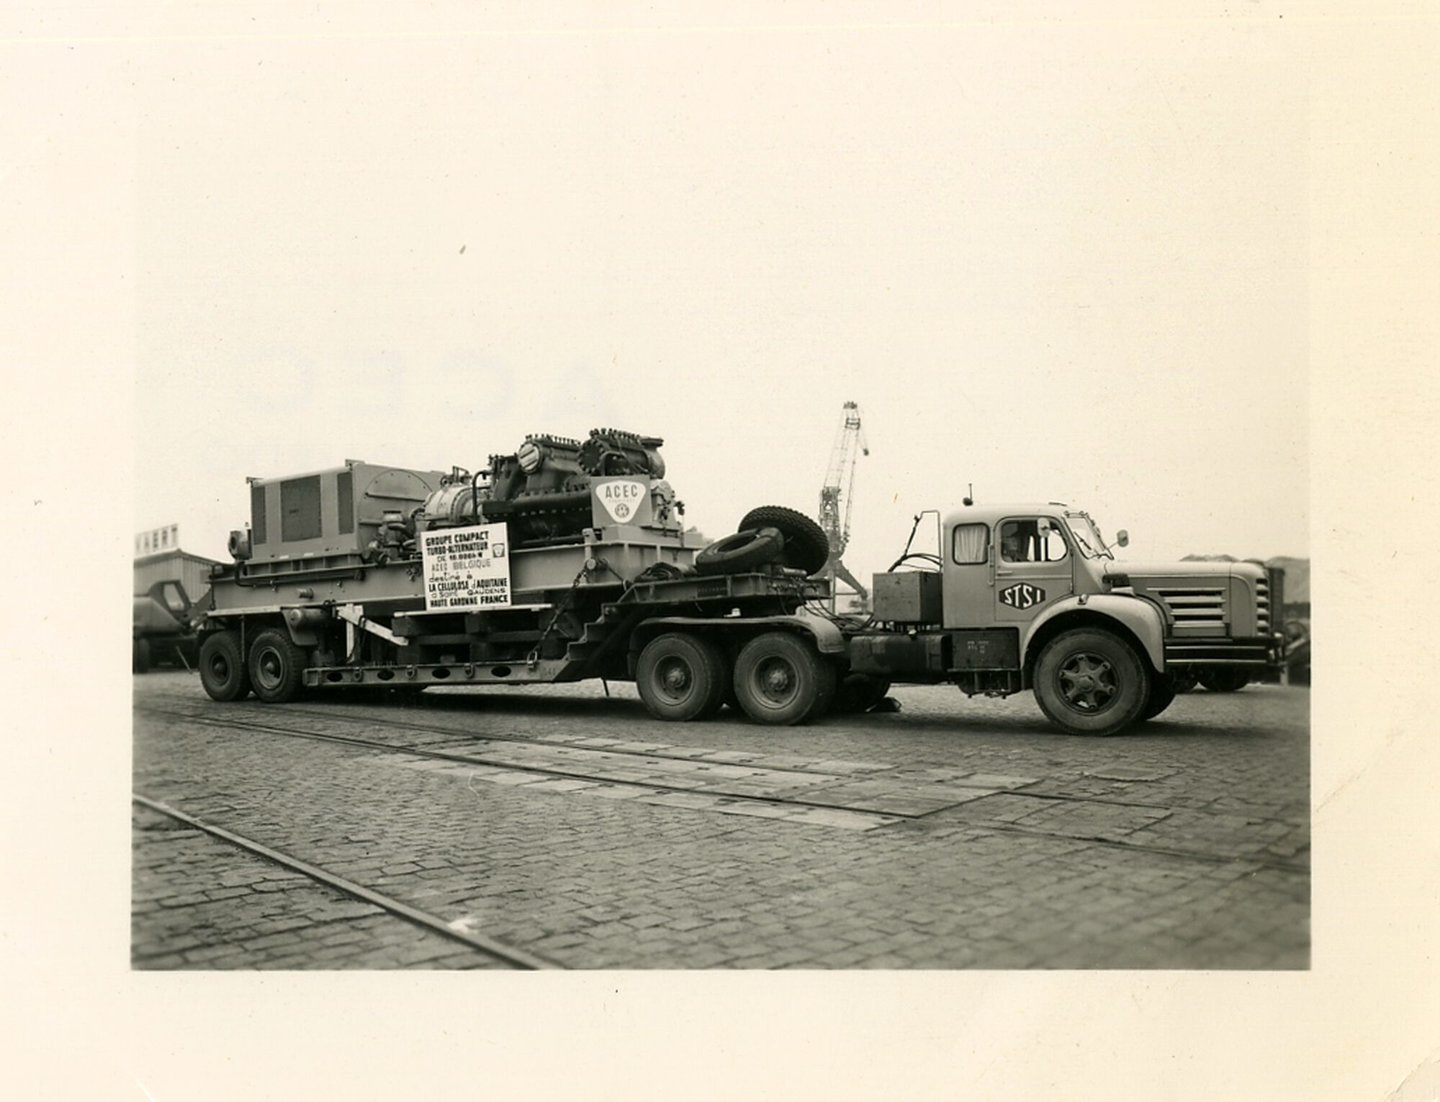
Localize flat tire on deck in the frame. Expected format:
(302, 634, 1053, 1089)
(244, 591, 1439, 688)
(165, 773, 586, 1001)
(694, 527, 786, 576)
(732, 631, 836, 726)
(636, 632, 728, 721)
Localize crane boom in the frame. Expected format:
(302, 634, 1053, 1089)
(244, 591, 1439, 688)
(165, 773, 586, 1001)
(818, 401, 869, 608)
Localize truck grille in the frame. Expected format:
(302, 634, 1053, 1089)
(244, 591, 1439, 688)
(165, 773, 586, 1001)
(1255, 576, 1271, 634)
(1154, 586, 1227, 631)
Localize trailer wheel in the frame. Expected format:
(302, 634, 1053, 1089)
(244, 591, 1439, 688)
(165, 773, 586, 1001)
(248, 628, 307, 704)
(132, 637, 151, 674)
(1033, 629, 1147, 736)
(733, 632, 836, 725)
(737, 506, 831, 575)
(199, 631, 251, 702)
(1199, 668, 1250, 693)
(694, 527, 786, 576)
(636, 633, 728, 721)
(1140, 672, 1179, 721)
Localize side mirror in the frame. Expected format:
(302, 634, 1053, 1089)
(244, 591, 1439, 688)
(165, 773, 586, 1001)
(1116, 529, 1130, 548)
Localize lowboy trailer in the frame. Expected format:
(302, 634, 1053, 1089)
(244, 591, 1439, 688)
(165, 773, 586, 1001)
(197, 428, 1284, 736)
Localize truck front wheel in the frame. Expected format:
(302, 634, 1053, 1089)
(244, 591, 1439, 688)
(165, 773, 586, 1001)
(1033, 629, 1148, 736)
(199, 631, 251, 702)
(248, 629, 307, 704)
(636, 633, 728, 721)
(733, 632, 836, 725)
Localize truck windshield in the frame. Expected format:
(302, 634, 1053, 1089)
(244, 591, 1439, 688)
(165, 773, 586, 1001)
(1065, 513, 1114, 560)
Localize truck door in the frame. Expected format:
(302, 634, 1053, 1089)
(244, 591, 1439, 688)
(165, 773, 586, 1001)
(993, 516, 1074, 624)
(942, 520, 995, 628)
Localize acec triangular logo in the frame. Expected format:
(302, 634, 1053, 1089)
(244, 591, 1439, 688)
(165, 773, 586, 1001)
(595, 479, 647, 524)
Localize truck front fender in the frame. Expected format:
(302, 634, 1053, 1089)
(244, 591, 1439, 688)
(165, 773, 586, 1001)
(1022, 594, 1167, 673)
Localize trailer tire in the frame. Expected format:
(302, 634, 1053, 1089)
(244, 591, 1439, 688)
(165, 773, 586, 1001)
(694, 527, 786, 576)
(1140, 672, 1179, 721)
(733, 632, 836, 725)
(636, 633, 729, 721)
(199, 631, 251, 702)
(737, 506, 831, 575)
(1199, 667, 1250, 693)
(1033, 628, 1147, 736)
(248, 628, 307, 704)
(132, 637, 151, 674)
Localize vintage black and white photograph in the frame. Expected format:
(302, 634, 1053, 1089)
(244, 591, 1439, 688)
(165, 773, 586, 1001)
(125, 5, 1316, 977)
(10, 1, 1438, 1099)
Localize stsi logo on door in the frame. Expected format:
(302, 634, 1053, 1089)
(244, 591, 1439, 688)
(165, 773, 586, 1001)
(999, 583, 1047, 610)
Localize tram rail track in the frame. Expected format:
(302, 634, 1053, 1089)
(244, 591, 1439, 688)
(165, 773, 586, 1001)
(135, 704, 919, 825)
(136, 702, 1308, 873)
(132, 792, 559, 970)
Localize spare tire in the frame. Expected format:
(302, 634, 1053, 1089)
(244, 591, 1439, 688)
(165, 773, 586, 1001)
(737, 506, 830, 575)
(694, 527, 786, 575)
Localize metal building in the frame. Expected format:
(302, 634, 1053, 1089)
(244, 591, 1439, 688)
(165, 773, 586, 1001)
(134, 549, 222, 605)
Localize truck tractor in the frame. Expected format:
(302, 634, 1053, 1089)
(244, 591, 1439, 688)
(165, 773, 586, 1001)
(195, 430, 1283, 737)
(846, 506, 1285, 733)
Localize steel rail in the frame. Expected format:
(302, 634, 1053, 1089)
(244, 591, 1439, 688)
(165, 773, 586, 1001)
(136, 704, 1309, 875)
(151, 699, 870, 781)
(132, 792, 559, 970)
(270, 700, 878, 778)
(134, 705, 914, 822)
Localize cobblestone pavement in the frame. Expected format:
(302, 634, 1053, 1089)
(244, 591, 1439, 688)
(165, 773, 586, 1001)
(133, 672, 1309, 969)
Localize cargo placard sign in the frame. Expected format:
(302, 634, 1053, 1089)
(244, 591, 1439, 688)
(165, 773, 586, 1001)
(420, 523, 511, 610)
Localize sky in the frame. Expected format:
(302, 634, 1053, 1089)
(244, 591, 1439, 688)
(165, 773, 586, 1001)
(131, 6, 1309, 575)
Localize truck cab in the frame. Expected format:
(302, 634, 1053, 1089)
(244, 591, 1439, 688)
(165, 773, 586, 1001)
(850, 503, 1284, 734)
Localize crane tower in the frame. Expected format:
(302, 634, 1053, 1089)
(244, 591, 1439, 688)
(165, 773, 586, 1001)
(818, 401, 869, 611)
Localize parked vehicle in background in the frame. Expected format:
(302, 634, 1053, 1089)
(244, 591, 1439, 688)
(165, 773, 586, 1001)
(133, 580, 203, 672)
(133, 544, 221, 673)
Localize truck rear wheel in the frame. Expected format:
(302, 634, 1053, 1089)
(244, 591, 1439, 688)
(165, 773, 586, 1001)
(1033, 629, 1147, 736)
(1140, 672, 1179, 721)
(248, 628, 307, 704)
(733, 632, 836, 725)
(1199, 667, 1250, 693)
(835, 672, 892, 714)
(132, 638, 151, 674)
(636, 633, 728, 721)
(199, 631, 251, 702)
